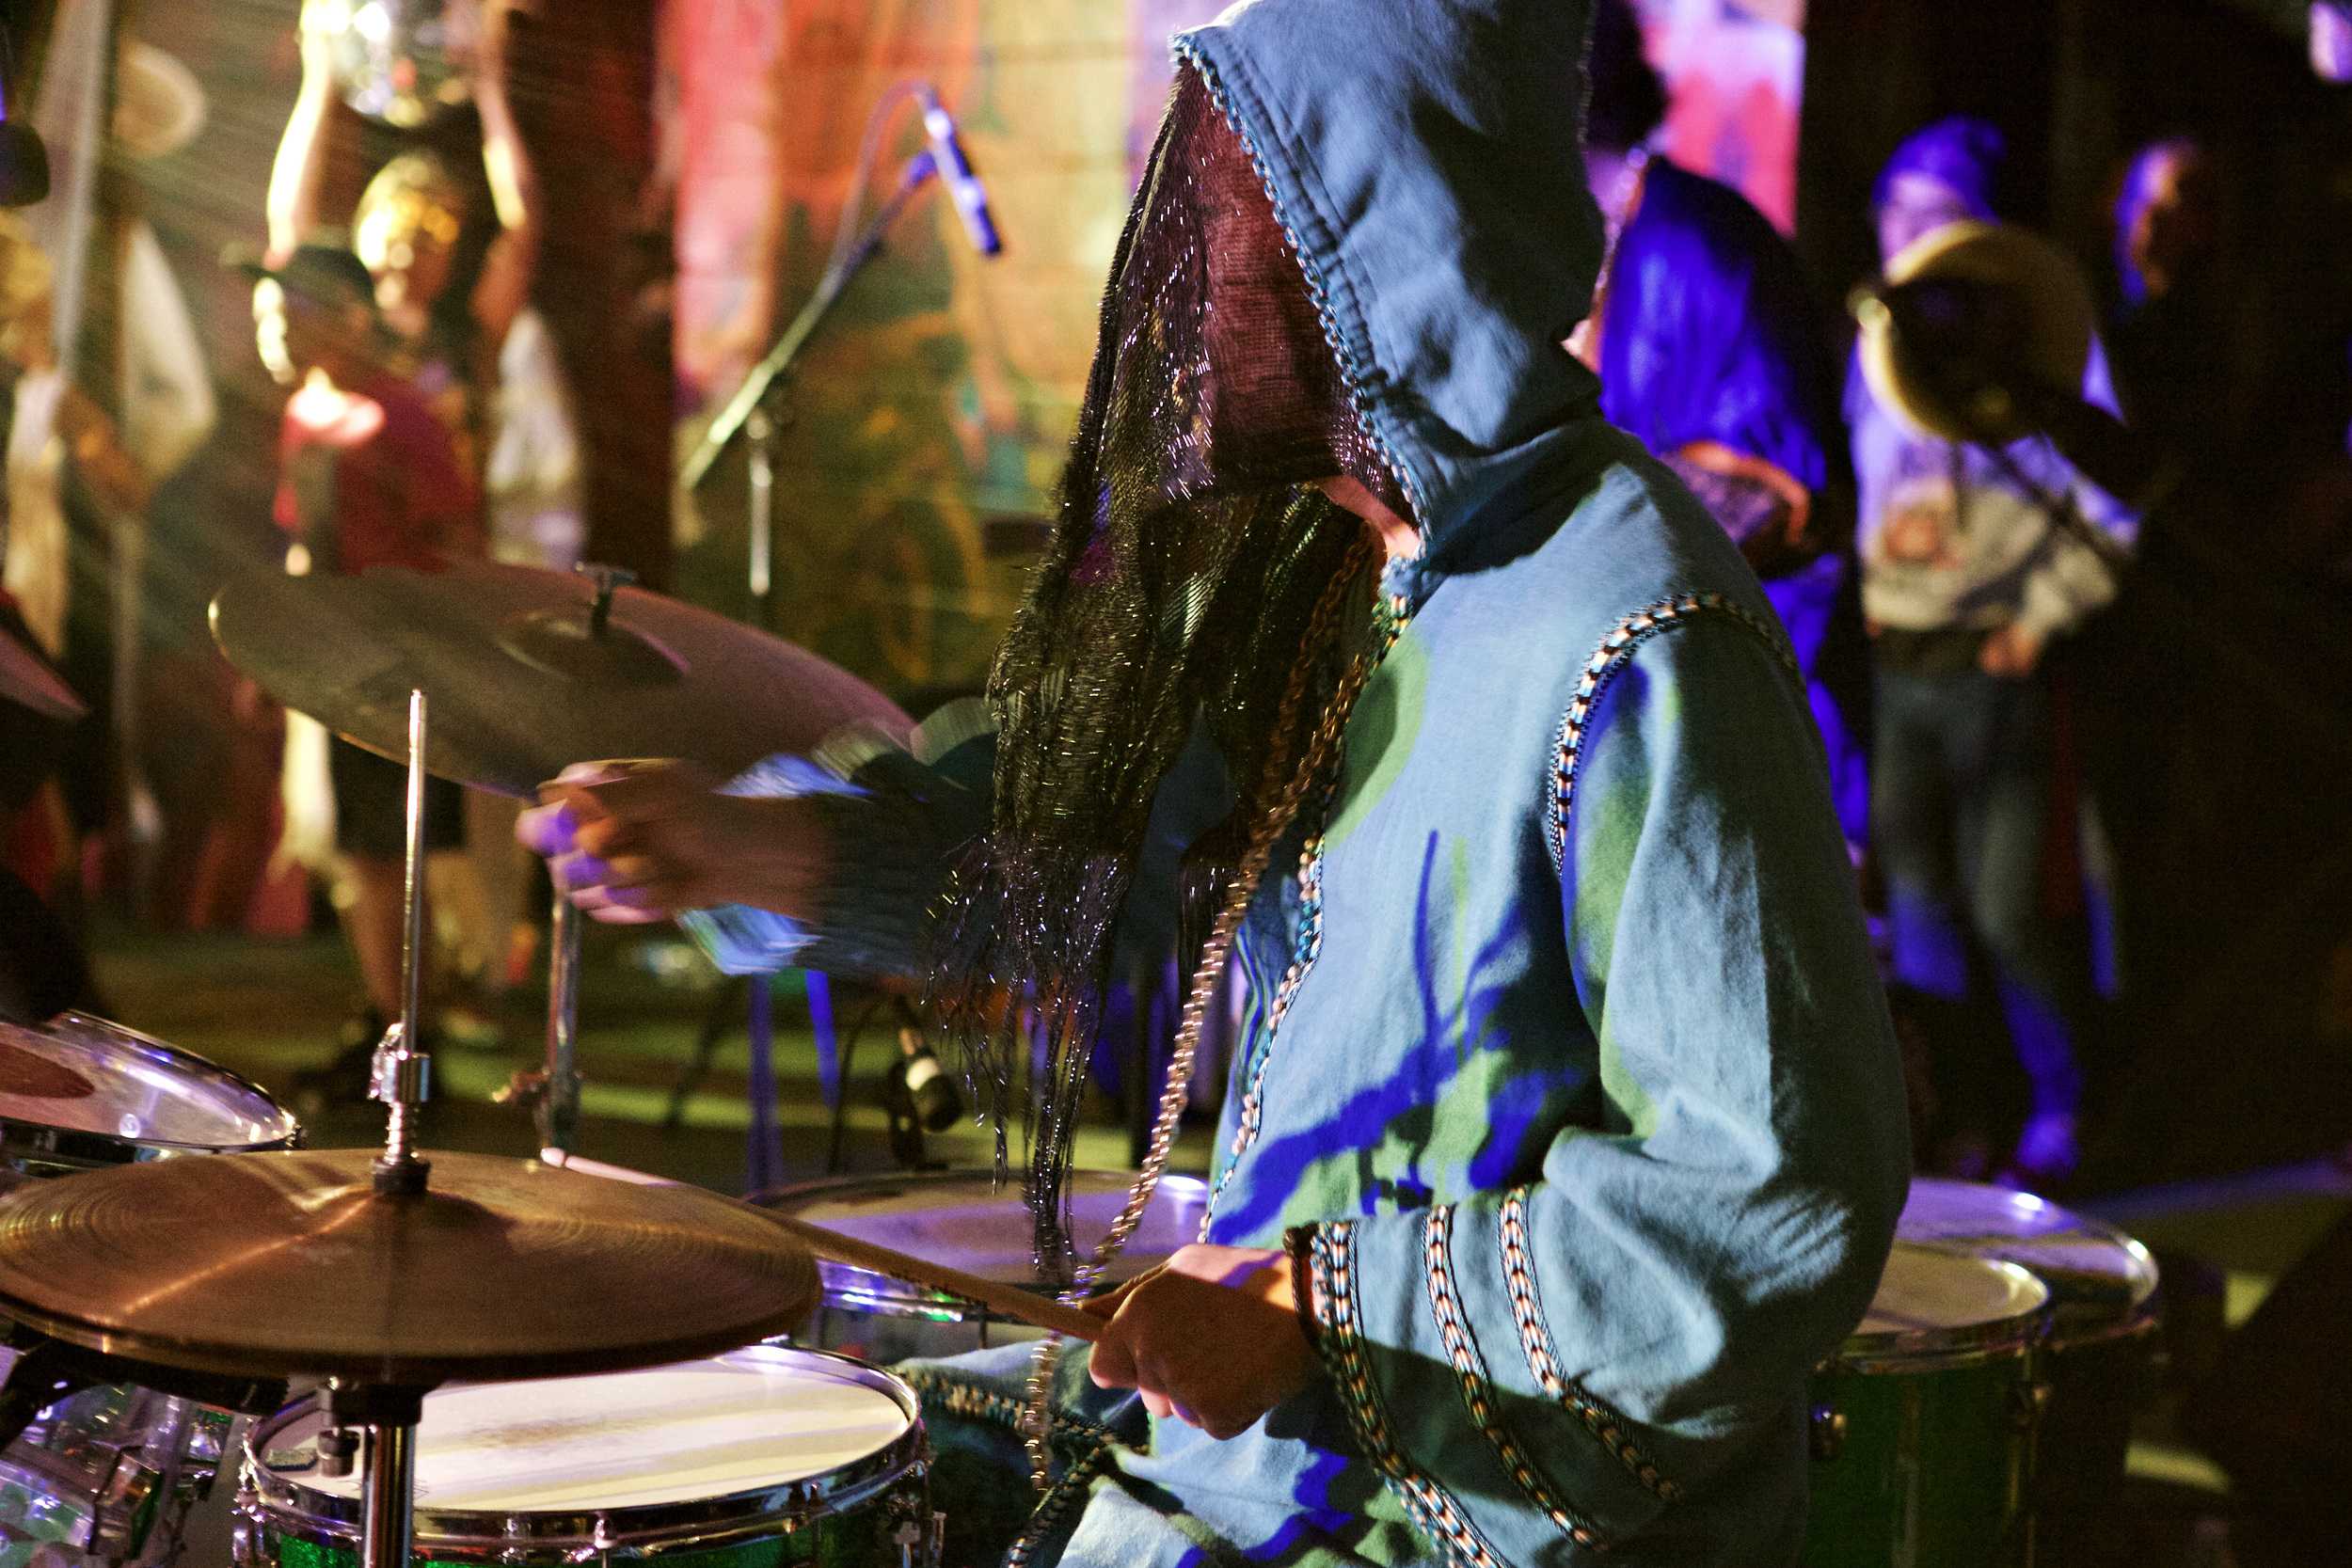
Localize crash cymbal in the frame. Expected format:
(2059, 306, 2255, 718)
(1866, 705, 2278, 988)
(0, 1148, 818, 1385)
(210, 562, 911, 798)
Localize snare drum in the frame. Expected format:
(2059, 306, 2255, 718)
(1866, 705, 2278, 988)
(1800, 1243, 2051, 1568)
(0, 1014, 300, 1176)
(235, 1346, 937, 1568)
(0, 1014, 299, 1568)
(755, 1170, 1208, 1359)
(1899, 1179, 2161, 1558)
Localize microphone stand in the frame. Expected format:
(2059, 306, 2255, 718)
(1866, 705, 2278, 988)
(674, 147, 947, 1191)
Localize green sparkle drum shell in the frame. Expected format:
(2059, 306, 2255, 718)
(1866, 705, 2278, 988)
(234, 1347, 935, 1568)
(1799, 1245, 2050, 1568)
(1897, 1177, 2162, 1560)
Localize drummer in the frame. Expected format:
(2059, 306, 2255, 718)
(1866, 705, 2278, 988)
(245, 243, 481, 1101)
(525, 2, 1910, 1563)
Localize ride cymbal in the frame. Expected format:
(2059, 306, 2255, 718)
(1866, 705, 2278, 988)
(210, 562, 911, 798)
(0, 1148, 818, 1385)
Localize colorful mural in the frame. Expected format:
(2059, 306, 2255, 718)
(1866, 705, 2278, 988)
(664, 0, 1804, 700)
(1639, 0, 1808, 232)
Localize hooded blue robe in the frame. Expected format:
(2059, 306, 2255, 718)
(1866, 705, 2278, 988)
(688, 3, 1909, 1562)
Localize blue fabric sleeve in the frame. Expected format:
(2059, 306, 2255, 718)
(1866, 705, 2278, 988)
(678, 737, 993, 982)
(1303, 611, 1910, 1558)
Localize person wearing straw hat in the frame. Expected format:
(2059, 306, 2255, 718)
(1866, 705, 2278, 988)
(1849, 118, 2140, 1189)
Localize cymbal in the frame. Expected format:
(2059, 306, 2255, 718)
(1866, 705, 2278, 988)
(0, 1148, 818, 1385)
(210, 562, 911, 798)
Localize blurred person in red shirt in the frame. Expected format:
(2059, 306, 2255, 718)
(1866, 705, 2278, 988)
(246, 242, 480, 1105)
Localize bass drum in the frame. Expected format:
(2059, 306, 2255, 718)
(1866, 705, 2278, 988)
(1800, 1243, 2051, 1568)
(0, 1014, 301, 1568)
(1899, 1178, 2160, 1563)
(754, 1169, 1209, 1361)
(235, 1345, 938, 1568)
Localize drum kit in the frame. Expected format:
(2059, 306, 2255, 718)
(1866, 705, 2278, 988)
(0, 557, 2173, 1568)
(1802, 1178, 2165, 1567)
(0, 560, 1192, 1568)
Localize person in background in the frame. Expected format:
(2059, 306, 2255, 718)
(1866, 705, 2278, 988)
(268, 0, 578, 1020)
(1576, 0, 1868, 848)
(0, 213, 152, 918)
(1852, 118, 2137, 1185)
(246, 243, 479, 1105)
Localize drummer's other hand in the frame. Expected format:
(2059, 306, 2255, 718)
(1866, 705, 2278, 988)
(518, 760, 833, 924)
(1083, 1243, 1318, 1440)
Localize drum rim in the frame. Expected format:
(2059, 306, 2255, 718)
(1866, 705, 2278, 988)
(0, 1012, 302, 1162)
(237, 1345, 925, 1553)
(1898, 1177, 2162, 1319)
(754, 1167, 1211, 1320)
(1834, 1253, 2050, 1370)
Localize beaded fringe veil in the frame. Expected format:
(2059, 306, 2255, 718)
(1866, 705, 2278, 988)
(924, 69, 1405, 1271)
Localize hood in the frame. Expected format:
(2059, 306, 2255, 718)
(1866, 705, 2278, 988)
(1873, 117, 2012, 222)
(1174, 0, 1607, 553)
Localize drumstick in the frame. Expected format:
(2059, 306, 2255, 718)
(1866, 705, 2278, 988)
(760, 1212, 1107, 1344)
(543, 1148, 1107, 1343)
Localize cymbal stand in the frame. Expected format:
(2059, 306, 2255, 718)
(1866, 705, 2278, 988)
(371, 689, 434, 1196)
(342, 691, 437, 1568)
(321, 1383, 428, 1568)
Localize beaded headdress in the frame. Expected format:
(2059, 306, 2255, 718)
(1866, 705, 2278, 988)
(926, 70, 1405, 1263)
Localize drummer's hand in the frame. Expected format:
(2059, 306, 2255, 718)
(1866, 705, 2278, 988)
(516, 760, 834, 923)
(1082, 1243, 1319, 1440)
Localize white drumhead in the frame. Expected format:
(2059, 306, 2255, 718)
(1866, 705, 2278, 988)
(1899, 1178, 2158, 1317)
(0, 1014, 295, 1150)
(1857, 1243, 2048, 1338)
(277, 1349, 912, 1512)
(771, 1169, 1208, 1286)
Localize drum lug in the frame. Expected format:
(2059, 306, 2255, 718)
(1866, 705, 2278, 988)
(85, 1448, 163, 1560)
(316, 1425, 358, 1480)
(2011, 1379, 2052, 1433)
(1807, 1402, 1848, 1462)
(230, 1499, 260, 1568)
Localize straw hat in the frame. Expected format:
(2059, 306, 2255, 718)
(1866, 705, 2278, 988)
(1854, 219, 2096, 445)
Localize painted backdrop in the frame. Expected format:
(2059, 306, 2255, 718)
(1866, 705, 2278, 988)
(665, 0, 1804, 701)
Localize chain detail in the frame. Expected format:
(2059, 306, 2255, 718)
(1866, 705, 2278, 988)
(1203, 592, 1408, 1229)
(1014, 542, 1382, 1502)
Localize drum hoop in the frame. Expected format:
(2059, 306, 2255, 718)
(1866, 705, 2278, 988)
(1834, 1257, 2050, 1369)
(238, 1346, 925, 1552)
(0, 1013, 302, 1164)
(758, 1168, 1212, 1321)
(1897, 1181, 2163, 1318)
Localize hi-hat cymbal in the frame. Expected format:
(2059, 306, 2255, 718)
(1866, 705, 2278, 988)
(0, 1148, 818, 1385)
(210, 562, 911, 798)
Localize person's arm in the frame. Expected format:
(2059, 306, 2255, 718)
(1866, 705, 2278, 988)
(524, 712, 995, 983)
(467, 0, 538, 355)
(265, 4, 340, 263)
(1289, 611, 1909, 1555)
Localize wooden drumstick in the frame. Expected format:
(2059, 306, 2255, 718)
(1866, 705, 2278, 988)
(760, 1212, 1107, 1344)
(543, 1148, 1107, 1343)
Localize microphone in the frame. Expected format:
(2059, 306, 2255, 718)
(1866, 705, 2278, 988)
(916, 87, 1001, 257)
(886, 1026, 962, 1134)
